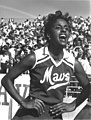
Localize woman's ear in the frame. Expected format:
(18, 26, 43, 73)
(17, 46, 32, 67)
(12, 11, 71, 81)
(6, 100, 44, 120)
(47, 34, 51, 40)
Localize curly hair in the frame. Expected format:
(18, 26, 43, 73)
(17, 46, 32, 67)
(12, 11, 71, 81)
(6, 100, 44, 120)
(44, 10, 72, 40)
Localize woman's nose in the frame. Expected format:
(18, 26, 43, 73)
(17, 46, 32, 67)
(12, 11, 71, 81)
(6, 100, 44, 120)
(59, 27, 66, 33)
(61, 27, 66, 32)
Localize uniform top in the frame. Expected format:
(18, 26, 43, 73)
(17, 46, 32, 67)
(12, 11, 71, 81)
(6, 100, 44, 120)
(29, 46, 75, 105)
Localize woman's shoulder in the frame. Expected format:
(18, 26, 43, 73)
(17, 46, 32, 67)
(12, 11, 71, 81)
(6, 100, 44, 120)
(34, 46, 49, 60)
(19, 51, 36, 68)
(64, 49, 75, 62)
(34, 47, 45, 55)
(63, 49, 76, 69)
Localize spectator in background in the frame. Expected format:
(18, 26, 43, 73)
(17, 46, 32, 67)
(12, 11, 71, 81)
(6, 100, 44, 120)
(87, 56, 91, 106)
(86, 55, 91, 77)
(0, 51, 9, 73)
(79, 54, 91, 75)
(88, 56, 91, 66)
(1, 10, 91, 120)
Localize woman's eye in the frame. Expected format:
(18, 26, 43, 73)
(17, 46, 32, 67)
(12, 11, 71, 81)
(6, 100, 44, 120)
(55, 26, 61, 30)
(65, 27, 69, 30)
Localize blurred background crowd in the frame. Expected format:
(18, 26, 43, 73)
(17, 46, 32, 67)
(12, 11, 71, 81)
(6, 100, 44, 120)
(0, 13, 91, 75)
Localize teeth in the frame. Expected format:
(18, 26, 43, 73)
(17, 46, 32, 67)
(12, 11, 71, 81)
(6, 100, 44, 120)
(59, 35, 66, 38)
(60, 35, 66, 37)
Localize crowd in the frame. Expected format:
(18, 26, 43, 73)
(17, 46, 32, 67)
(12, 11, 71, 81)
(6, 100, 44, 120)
(0, 13, 91, 75)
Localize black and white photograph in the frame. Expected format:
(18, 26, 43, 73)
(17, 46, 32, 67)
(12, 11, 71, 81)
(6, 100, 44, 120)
(0, 0, 91, 120)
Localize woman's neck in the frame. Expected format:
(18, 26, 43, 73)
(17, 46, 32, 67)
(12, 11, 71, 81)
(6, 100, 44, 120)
(48, 45, 64, 61)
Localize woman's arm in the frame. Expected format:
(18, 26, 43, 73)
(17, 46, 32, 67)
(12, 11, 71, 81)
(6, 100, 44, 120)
(74, 59, 91, 108)
(1, 52, 36, 105)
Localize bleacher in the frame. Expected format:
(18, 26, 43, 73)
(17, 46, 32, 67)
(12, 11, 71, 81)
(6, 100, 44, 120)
(65, 75, 91, 98)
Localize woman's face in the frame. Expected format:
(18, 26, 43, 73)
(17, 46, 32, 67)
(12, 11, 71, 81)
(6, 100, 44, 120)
(49, 18, 70, 47)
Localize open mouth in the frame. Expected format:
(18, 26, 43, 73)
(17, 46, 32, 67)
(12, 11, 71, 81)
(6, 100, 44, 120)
(59, 35, 66, 40)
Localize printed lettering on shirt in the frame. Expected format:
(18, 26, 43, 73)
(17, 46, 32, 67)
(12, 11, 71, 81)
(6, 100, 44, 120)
(40, 65, 70, 91)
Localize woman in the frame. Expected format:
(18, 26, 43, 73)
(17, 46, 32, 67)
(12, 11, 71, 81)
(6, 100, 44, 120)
(1, 10, 91, 120)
